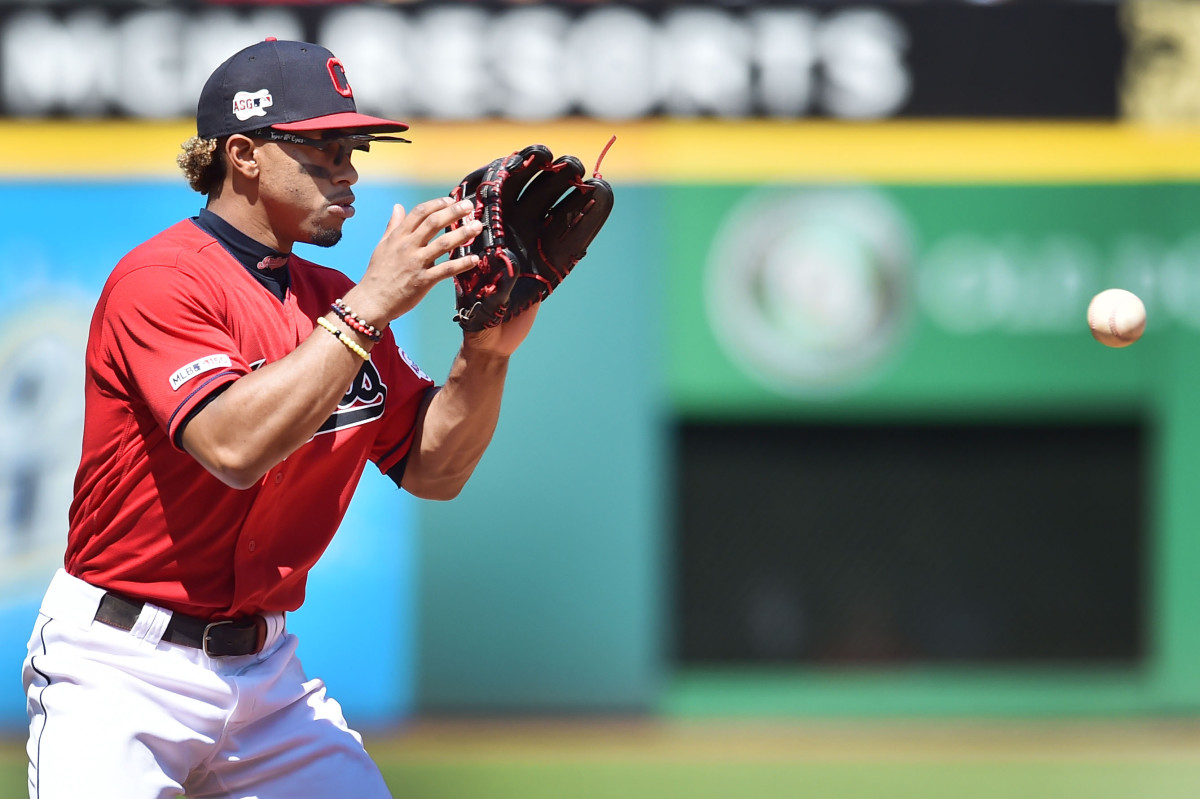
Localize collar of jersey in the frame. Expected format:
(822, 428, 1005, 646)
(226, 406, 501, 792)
(192, 209, 291, 302)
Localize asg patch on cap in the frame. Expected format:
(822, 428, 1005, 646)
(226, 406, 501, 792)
(232, 89, 274, 122)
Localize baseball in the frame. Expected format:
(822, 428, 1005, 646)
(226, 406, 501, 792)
(1087, 288, 1146, 348)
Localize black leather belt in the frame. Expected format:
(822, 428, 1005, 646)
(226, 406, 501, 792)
(94, 592, 268, 657)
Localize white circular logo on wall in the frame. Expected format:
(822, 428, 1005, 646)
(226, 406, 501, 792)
(0, 298, 89, 599)
(705, 187, 915, 395)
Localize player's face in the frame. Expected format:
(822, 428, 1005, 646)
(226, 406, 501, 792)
(253, 130, 363, 249)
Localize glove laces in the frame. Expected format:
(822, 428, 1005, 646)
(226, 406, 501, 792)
(593, 135, 616, 180)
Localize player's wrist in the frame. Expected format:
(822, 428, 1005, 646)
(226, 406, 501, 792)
(336, 288, 389, 333)
(330, 298, 383, 343)
(460, 327, 518, 360)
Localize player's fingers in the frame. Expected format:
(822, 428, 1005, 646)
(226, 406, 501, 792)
(410, 208, 482, 265)
(406, 197, 473, 239)
(382, 203, 408, 236)
(429, 198, 478, 236)
(417, 235, 479, 277)
(429, 252, 481, 280)
(431, 218, 483, 256)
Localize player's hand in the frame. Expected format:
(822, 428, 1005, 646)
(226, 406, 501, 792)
(462, 301, 540, 357)
(347, 197, 483, 324)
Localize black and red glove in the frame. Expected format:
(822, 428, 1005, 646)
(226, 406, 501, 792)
(448, 142, 614, 332)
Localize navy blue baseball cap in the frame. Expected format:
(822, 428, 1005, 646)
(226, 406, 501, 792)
(196, 38, 408, 139)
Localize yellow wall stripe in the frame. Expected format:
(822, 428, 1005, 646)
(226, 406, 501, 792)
(3, 120, 1200, 183)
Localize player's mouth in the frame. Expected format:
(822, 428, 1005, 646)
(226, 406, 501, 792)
(328, 196, 356, 219)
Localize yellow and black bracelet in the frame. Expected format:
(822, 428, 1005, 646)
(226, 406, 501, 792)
(316, 316, 370, 361)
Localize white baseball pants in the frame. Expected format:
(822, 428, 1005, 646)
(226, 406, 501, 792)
(23, 569, 392, 799)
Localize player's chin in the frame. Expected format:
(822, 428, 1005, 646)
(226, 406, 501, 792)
(308, 224, 344, 249)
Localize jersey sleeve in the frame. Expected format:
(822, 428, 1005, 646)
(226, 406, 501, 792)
(96, 264, 248, 448)
(370, 333, 437, 486)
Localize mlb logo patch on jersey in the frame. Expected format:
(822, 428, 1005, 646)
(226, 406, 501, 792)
(169, 354, 233, 391)
(232, 89, 272, 121)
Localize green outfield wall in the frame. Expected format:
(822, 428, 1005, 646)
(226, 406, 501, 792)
(403, 122, 1200, 716)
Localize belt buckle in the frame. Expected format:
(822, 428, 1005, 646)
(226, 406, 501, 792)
(202, 619, 234, 657)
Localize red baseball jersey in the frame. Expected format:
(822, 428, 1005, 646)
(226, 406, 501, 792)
(65, 220, 435, 618)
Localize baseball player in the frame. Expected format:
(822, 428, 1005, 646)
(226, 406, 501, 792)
(21, 38, 536, 798)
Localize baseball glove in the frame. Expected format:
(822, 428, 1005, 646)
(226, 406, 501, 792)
(448, 142, 614, 332)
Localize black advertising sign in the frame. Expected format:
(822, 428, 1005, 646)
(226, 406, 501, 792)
(0, 2, 1126, 121)
(898, 2, 1123, 118)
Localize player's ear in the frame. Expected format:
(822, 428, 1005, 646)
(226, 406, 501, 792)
(225, 134, 260, 179)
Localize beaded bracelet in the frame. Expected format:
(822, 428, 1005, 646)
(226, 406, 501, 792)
(331, 298, 382, 342)
(316, 316, 370, 361)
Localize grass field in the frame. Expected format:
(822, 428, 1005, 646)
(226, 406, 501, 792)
(4, 718, 1200, 798)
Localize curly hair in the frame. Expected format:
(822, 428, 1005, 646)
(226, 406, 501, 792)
(176, 136, 225, 196)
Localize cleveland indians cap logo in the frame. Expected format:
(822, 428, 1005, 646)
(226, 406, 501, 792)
(327, 58, 353, 98)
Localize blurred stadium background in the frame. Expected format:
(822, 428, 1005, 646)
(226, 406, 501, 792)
(3, 0, 1200, 796)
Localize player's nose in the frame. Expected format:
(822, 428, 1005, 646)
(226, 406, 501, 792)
(334, 157, 359, 186)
